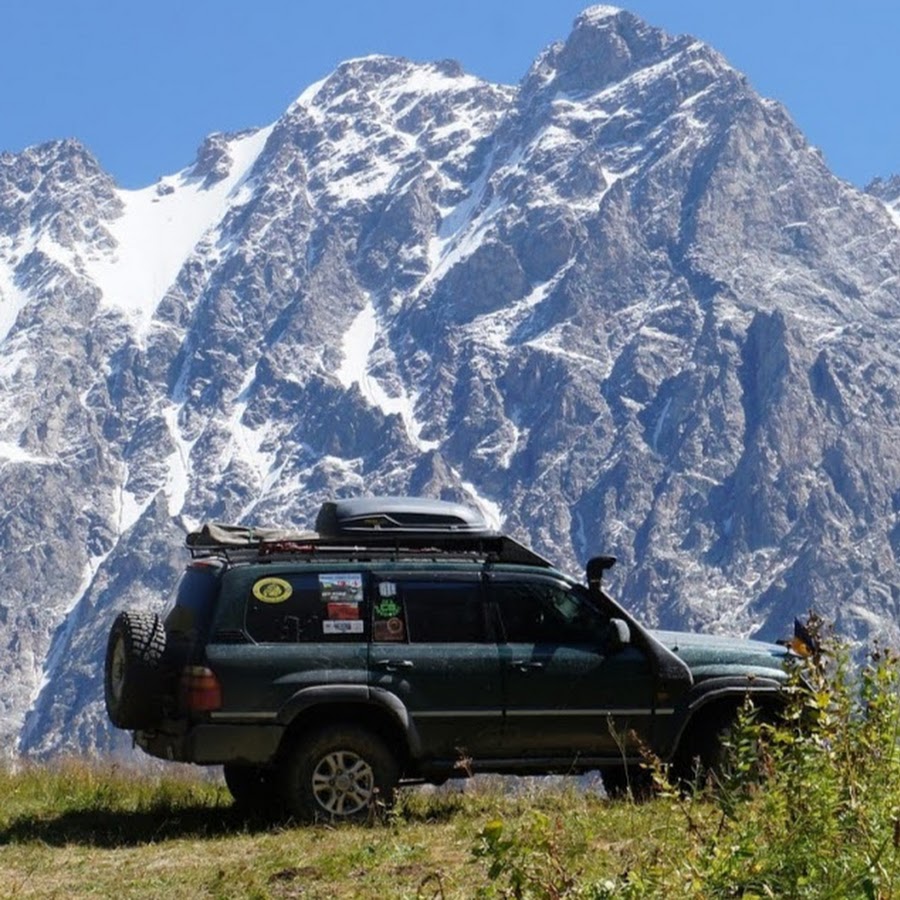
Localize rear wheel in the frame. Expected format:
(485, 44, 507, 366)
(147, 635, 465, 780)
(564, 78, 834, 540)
(280, 725, 399, 823)
(104, 611, 166, 729)
(600, 765, 653, 800)
(223, 764, 281, 814)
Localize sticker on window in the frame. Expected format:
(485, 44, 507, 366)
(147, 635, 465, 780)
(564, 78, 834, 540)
(252, 577, 293, 604)
(378, 582, 397, 598)
(319, 573, 363, 603)
(373, 617, 405, 642)
(327, 602, 360, 620)
(323, 619, 364, 635)
(374, 597, 401, 619)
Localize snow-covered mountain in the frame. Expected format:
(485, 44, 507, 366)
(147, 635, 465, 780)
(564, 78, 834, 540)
(4, 5, 900, 757)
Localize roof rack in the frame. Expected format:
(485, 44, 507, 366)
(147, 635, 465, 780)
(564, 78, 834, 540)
(185, 498, 554, 568)
(186, 526, 553, 568)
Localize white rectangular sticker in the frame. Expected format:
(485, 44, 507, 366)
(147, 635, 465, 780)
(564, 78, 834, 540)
(323, 620, 364, 635)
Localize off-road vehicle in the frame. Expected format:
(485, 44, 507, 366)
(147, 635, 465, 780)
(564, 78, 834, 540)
(104, 497, 793, 821)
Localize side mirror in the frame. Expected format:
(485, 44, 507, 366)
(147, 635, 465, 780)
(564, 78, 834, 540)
(605, 618, 631, 652)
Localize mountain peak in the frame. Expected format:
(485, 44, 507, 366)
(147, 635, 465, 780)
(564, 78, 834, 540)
(520, 5, 687, 103)
(1, 137, 106, 180)
(0, 137, 120, 244)
(578, 4, 624, 21)
(188, 129, 260, 187)
(302, 54, 482, 107)
(554, 4, 673, 93)
(519, 4, 735, 123)
(866, 174, 900, 205)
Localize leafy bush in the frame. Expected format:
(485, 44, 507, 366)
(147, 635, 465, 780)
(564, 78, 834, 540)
(473, 621, 900, 899)
(473, 811, 589, 899)
(675, 622, 900, 898)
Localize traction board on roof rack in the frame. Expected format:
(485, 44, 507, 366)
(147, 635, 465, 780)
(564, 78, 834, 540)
(186, 522, 318, 549)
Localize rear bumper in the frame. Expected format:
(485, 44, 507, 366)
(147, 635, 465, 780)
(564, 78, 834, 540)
(135, 720, 284, 765)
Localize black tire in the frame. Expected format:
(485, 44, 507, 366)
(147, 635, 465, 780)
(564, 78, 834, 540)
(600, 765, 653, 800)
(672, 706, 740, 790)
(223, 764, 281, 814)
(279, 725, 400, 823)
(104, 610, 166, 729)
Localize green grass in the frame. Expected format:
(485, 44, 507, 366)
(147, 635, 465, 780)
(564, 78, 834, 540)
(5, 628, 900, 898)
(0, 761, 695, 899)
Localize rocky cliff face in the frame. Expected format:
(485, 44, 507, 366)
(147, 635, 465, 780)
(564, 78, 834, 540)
(3, 5, 900, 757)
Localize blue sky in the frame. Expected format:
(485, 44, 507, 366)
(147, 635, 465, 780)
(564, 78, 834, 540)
(2, 1, 897, 189)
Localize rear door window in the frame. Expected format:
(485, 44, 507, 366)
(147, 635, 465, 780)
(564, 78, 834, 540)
(372, 577, 488, 643)
(244, 571, 368, 643)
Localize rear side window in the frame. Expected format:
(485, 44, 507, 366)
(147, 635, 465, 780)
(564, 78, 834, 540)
(245, 571, 367, 643)
(372, 578, 487, 643)
(164, 566, 221, 640)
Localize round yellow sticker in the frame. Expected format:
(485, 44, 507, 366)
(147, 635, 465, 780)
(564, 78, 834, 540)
(252, 577, 293, 604)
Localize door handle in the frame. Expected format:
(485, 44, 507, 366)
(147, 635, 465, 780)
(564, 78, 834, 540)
(511, 660, 545, 672)
(374, 659, 415, 671)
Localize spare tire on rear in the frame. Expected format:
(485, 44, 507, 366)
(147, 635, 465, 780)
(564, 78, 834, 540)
(104, 610, 166, 729)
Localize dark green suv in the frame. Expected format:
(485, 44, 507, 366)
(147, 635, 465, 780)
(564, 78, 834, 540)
(104, 497, 791, 821)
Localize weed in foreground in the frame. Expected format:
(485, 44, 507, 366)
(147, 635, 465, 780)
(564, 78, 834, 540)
(471, 621, 900, 899)
(674, 623, 900, 899)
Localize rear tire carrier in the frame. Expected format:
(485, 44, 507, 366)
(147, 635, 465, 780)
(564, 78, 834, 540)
(104, 610, 167, 730)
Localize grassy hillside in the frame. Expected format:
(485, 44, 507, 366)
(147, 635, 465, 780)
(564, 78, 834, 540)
(0, 761, 700, 900)
(4, 634, 900, 898)
(0, 762, 681, 899)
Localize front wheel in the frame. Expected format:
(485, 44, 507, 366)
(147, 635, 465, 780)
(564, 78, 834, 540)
(279, 725, 399, 823)
(673, 705, 744, 789)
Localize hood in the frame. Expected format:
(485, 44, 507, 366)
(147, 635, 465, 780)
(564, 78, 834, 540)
(651, 629, 790, 681)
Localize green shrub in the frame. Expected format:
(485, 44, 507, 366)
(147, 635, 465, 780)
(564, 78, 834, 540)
(473, 621, 900, 899)
(473, 810, 589, 899)
(682, 626, 900, 898)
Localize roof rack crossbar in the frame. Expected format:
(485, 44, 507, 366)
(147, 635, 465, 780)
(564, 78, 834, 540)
(186, 532, 552, 568)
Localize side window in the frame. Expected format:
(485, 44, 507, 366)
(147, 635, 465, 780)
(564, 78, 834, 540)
(245, 572, 367, 643)
(164, 566, 221, 640)
(493, 579, 608, 644)
(372, 578, 487, 643)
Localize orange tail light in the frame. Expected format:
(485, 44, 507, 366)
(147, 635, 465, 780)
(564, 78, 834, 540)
(179, 666, 223, 712)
